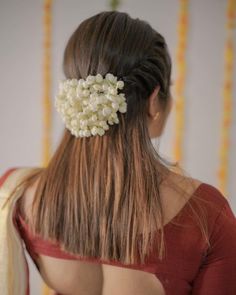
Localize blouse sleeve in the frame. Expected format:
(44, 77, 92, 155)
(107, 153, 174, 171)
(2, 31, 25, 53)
(191, 198, 236, 294)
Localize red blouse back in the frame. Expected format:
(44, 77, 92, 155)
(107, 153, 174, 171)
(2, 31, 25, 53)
(1, 167, 236, 295)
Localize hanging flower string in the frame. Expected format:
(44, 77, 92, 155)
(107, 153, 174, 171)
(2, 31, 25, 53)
(173, 0, 189, 163)
(217, 0, 236, 195)
(42, 2, 53, 295)
(42, 0, 53, 167)
(110, 0, 121, 10)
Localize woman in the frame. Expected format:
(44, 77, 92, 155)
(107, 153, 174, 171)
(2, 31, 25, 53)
(1, 10, 236, 295)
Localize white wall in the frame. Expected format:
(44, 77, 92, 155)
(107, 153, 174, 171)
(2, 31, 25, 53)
(1, 0, 235, 293)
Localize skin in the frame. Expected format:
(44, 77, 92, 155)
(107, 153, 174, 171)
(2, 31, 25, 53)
(147, 83, 173, 138)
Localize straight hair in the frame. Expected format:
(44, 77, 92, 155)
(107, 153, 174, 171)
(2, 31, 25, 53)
(11, 11, 210, 265)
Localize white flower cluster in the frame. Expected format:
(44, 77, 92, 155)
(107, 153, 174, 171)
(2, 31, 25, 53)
(55, 73, 127, 137)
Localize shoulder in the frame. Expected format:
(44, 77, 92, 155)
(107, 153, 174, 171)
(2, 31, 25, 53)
(0, 167, 19, 187)
(202, 182, 236, 226)
(202, 187, 236, 270)
(188, 181, 236, 259)
(0, 166, 41, 221)
(199, 182, 229, 205)
(190, 185, 236, 292)
(195, 182, 236, 244)
(196, 182, 233, 219)
(0, 166, 37, 188)
(172, 174, 235, 229)
(164, 172, 228, 212)
(191, 180, 235, 223)
(17, 172, 41, 222)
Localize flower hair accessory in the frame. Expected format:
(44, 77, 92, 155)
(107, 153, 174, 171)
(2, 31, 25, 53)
(55, 73, 127, 137)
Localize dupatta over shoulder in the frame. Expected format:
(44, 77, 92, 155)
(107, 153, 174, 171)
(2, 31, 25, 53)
(0, 167, 36, 295)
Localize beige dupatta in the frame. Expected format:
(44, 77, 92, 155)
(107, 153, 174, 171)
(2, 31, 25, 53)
(0, 167, 35, 295)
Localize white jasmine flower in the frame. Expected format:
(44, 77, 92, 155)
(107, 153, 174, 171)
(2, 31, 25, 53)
(119, 105, 127, 113)
(111, 102, 119, 111)
(91, 114, 97, 121)
(86, 75, 96, 85)
(78, 79, 85, 86)
(117, 80, 124, 89)
(71, 119, 78, 126)
(96, 96, 105, 104)
(97, 127, 105, 136)
(95, 74, 103, 83)
(102, 107, 112, 116)
(55, 73, 127, 138)
(90, 104, 98, 112)
(82, 89, 90, 97)
(78, 130, 84, 137)
(91, 126, 98, 135)
(83, 129, 91, 137)
(102, 83, 109, 91)
(93, 84, 102, 91)
(82, 81, 89, 88)
(105, 73, 117, 83)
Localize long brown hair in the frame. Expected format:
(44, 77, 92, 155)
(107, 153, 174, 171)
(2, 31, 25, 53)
(13, 11, 210, 265)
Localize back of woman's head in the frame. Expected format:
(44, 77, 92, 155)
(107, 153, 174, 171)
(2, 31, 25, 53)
(27, 11, 187, 265)
(63, 10, 172, 129)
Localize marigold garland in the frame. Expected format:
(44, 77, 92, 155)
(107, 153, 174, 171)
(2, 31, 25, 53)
(110, 0, 120, 10)
(42, 1, 53, 294)
(217, 0, 236, 195)
(42, 0, 53, 168)
(173, 0, 189, 164)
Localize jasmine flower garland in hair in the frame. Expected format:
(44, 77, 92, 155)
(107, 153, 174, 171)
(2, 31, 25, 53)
(55, 73, 127, 137)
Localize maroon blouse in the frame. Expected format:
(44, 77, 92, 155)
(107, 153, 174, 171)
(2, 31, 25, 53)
(1, 167, 236, 295)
